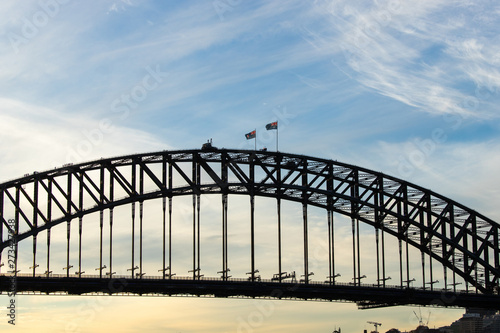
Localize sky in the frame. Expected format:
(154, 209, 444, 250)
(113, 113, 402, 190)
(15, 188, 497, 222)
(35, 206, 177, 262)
(0, 0, 500, 332)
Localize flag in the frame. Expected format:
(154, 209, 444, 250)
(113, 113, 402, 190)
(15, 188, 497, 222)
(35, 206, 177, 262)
(266, 121, 277, 130)
(245, 130, 256, 140)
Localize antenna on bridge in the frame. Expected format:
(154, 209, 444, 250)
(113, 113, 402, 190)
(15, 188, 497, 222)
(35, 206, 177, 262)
(217, 268, 231, 280)
(377, 276, 391, 286)
(425, 280, 439, 289)
(403, 278, 415, 286)
(246, 269, 260, 281)
(325, 273, 341, 284)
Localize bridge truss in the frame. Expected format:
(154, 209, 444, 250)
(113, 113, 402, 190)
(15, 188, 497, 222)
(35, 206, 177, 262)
(0, 149, 499, 309)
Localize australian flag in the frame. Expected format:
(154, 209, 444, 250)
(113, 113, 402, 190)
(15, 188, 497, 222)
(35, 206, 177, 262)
(265, 121, 278, 130)
(245, 130, 256, 140)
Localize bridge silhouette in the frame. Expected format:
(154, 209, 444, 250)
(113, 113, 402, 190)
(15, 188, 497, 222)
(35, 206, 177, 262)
(1, 149, 499, 309)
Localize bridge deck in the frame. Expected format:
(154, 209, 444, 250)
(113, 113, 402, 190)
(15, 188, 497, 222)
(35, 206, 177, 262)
(1, 274, 499, 310)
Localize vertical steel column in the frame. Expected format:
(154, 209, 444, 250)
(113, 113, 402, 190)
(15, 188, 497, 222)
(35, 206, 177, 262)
(463, 223, 469, 292)
(0, 190, 3, 273)
(139, 165, 144, 278)
(380, 222, 386, 288)
(328, 210, 335, 285)
(351, 217, 357, 286)
(381, 222, 386, 287)
(376, 228, 380, 286)
(168, 159, 173, 279)
(66, 172, 72, 278)
(14, 187, 19, 275)
(428, 203, 434, 292)
(222, 193, 228, 280)
(429, 248, 434, 290)
(109, 168, 114, 277)
(356, 218, 361, 284)
(442, 206, 449, 291)
(398, 238, 403, 288)
(250, 195, 255, 281)
(277, 155, 282, 282)
(250, 156, 255, 281)
(196, 162, 201, 276)
(471, 215, 478, 293)
(494, 226, 499, 292)
(302, 160, 309, 284)
(403, 188, 410, 288)
(277, 197, 282, 280)
(303, 202, 309, 284)
(162, 155, 167, 279)
(131, 162, 136, 278)
(46, 178, 52, 276)
(327, 164, 334, 285)
(224, 195, 228, 278)
(191, 156, 197, 280)
(99, 166, 104, 279)
(424, 194, 434, 290)
(32, 179, 39, 277)
(405, 232, 410, 288)
(350, 169, 359, 285)
(221, 152, 228, 280)
(162, 195, 166, 279)
(374, 176, 380, 287)
(421, 199, 428, 289)
(450, 212, 457, 292)
(421, 251, 426, 290)
(196, 194, 200, 275)
(484, 239, 490, 292)
(139, 200, 143, 278)
(78, 174, 83, 277)
(397, 200, 403, 288)
(379, 177, 386, 287)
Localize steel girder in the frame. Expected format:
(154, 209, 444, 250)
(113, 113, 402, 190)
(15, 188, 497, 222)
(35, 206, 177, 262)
(0, 149, 499, 294)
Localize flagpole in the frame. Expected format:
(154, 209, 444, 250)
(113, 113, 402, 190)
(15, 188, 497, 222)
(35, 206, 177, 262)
(276, 122, 279, 152)
(254, 128, 257, 151)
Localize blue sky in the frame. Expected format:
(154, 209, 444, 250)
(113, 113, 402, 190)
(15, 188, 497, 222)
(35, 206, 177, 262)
(1, 0, 500, 332)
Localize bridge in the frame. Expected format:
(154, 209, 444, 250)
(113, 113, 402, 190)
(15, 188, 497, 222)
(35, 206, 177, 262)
(1, 149, 499, 309)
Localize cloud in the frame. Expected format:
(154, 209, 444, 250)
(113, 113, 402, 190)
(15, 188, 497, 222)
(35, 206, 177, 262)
(306, 0, 500, 118)
(107, 4, 118, 14)
(0, 97, 168, 182)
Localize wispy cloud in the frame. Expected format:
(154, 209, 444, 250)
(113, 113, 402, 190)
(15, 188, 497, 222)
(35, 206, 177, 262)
(307, 0, 500, 118)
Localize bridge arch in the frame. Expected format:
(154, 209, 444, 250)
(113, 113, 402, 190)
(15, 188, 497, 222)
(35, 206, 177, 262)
(0, 149, 499, 297)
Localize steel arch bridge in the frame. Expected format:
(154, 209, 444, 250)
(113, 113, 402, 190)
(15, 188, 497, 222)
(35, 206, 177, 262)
(0, 149, 499, 309)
